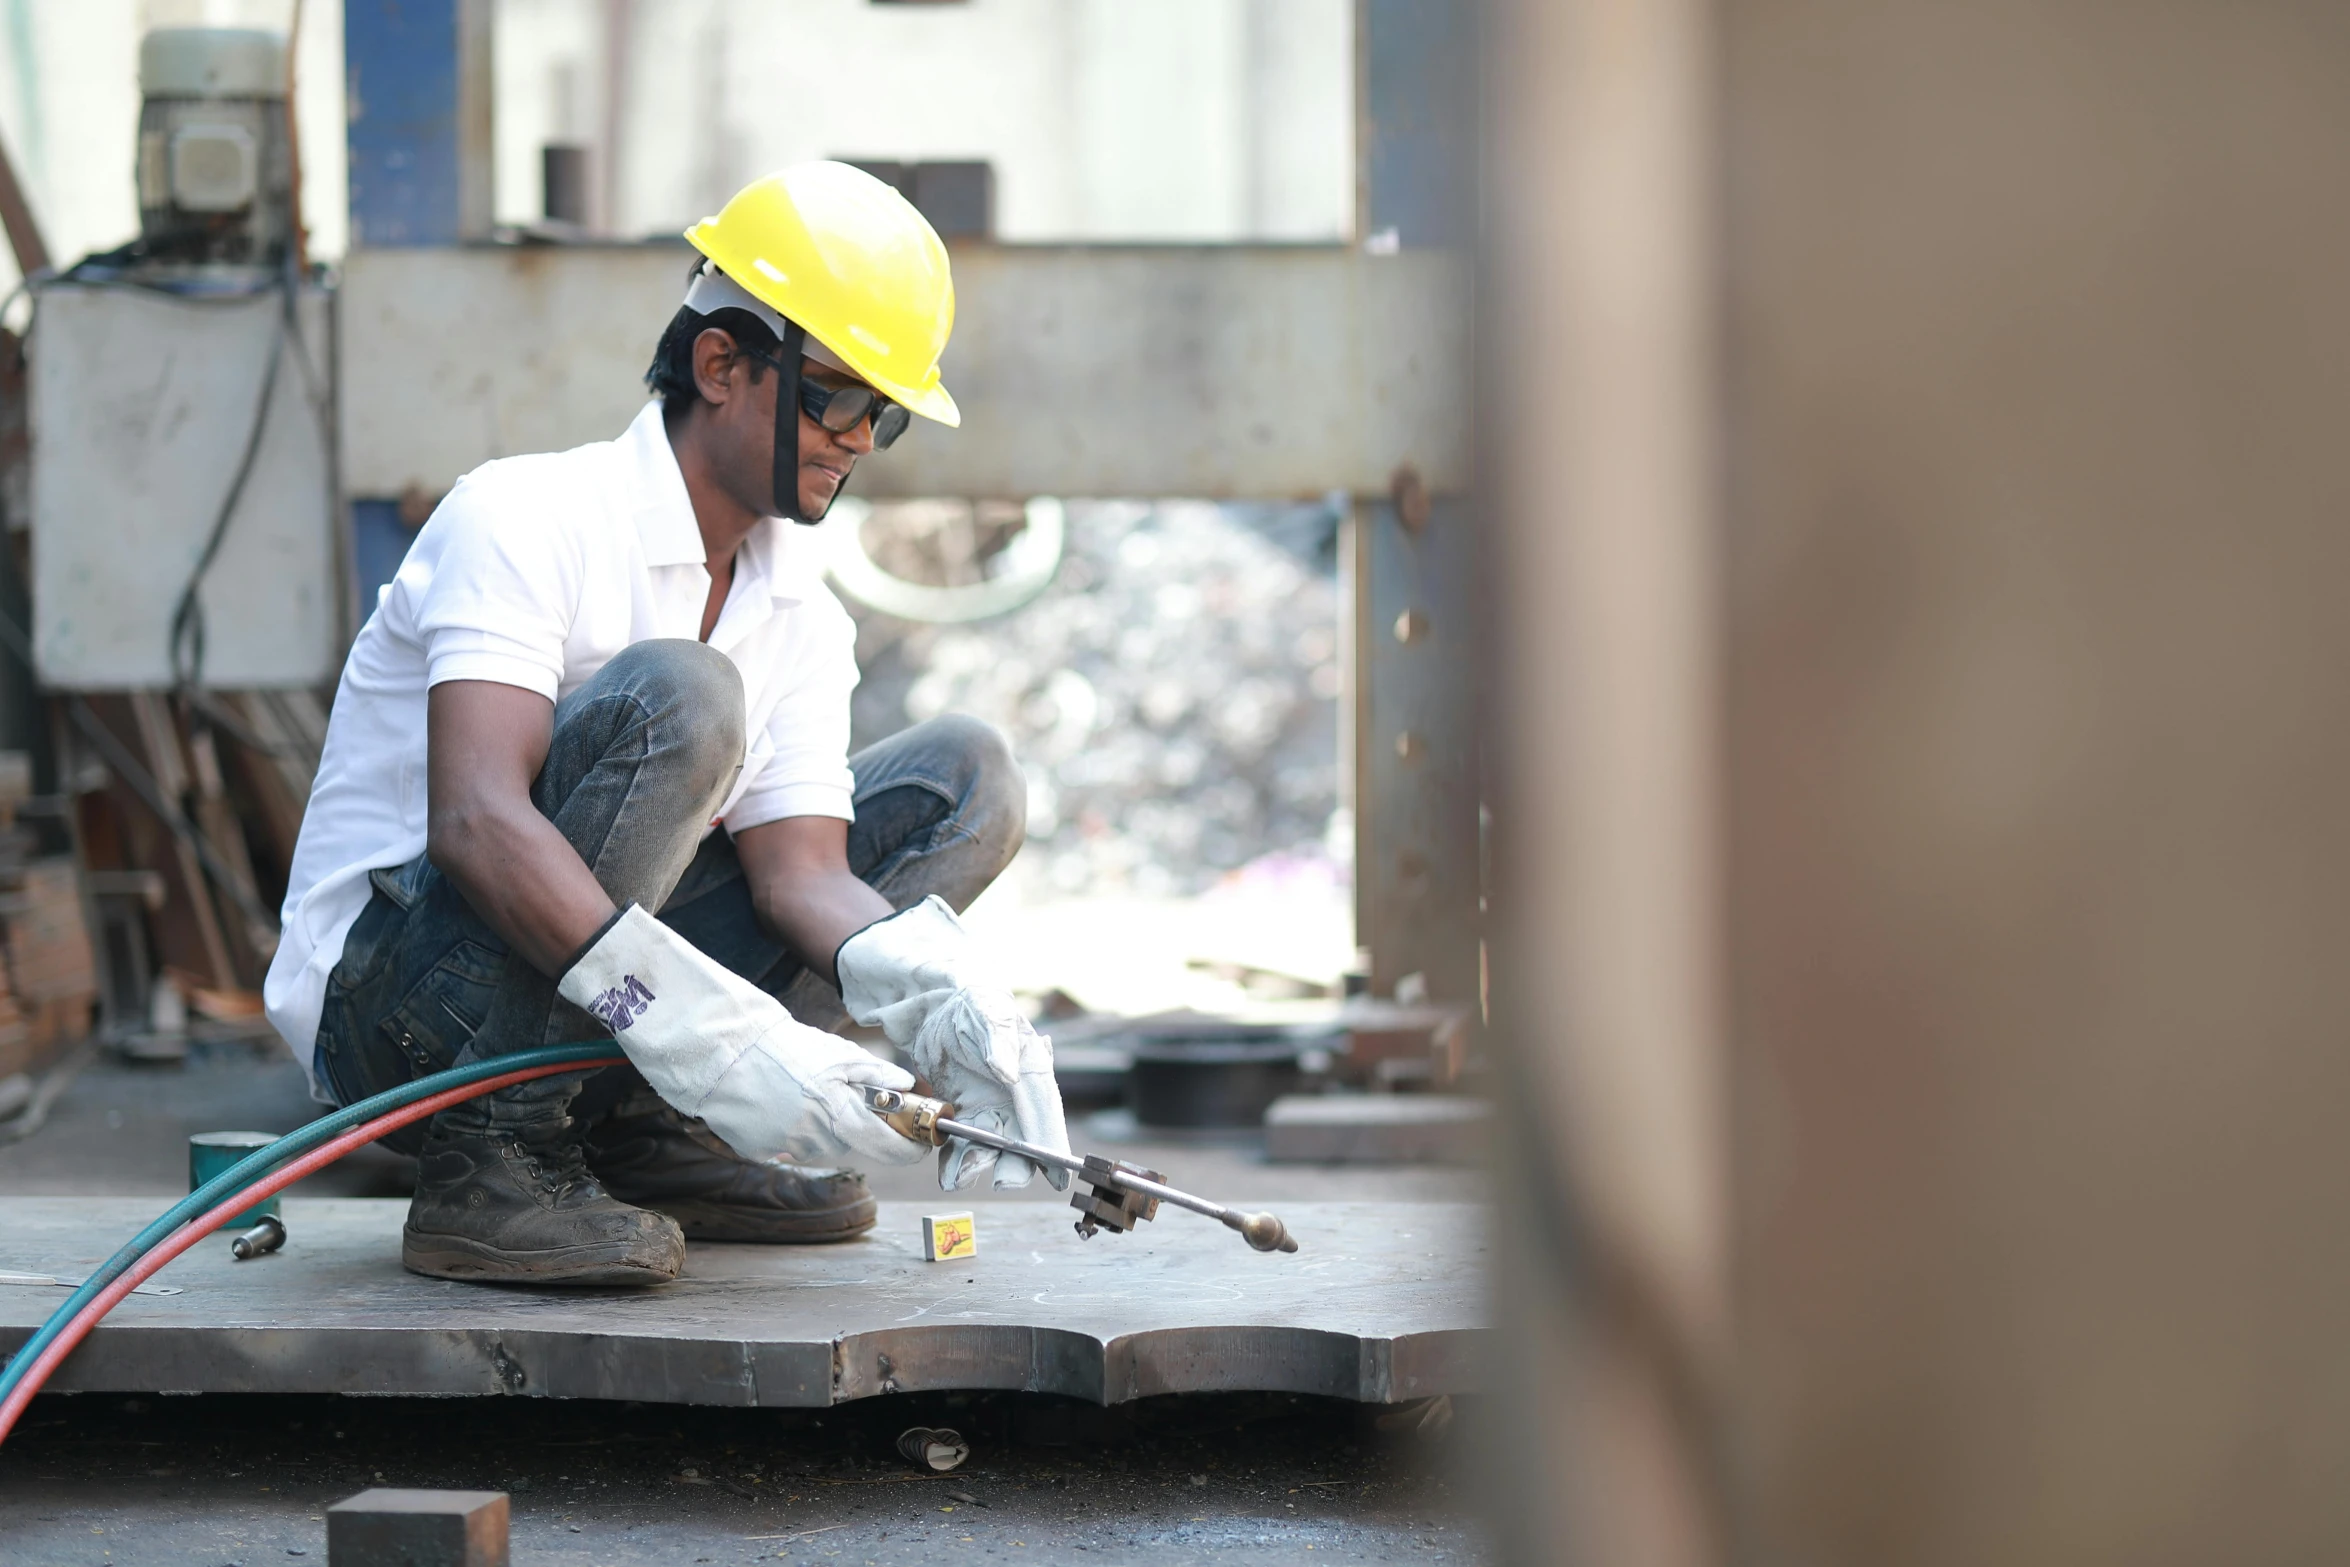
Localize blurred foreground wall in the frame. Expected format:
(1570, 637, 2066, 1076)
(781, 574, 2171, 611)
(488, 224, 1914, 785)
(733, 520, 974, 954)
(1488, 3, 2350, 1562)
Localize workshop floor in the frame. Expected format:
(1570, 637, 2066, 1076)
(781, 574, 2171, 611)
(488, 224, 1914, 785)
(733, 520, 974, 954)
(0, 1044, 1489, 1565)
(0, 1391, 1481, 1565)
(0, 1041, 1487, 1207)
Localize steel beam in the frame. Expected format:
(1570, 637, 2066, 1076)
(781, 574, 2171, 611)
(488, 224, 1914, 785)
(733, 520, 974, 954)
(1361, 0, 1478, 248)
(1349, 0, 1483, 1006)
(335, 244, 1468, 502)
(345, 0, 495, 247)
(1354, 490, 1482, 1006)
(0, 1198, 1482, 1407)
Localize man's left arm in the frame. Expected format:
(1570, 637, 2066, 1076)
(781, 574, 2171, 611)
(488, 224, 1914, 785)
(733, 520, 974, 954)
(732, 812, 1070, 1191)
(725, 603, 1067, 1189)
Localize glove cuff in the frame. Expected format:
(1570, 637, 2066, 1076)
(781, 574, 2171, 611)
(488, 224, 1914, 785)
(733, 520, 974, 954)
(835, 893, 969, 1025)
(562, 902, 635, 979)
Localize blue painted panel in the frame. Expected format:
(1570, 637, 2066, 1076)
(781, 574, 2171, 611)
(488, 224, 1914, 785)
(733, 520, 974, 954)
(1363, 0, 1476, 249)
(351, 498, 416, 614)
(1359, 494, 1482, 1002)
(346, 0, 464, 246)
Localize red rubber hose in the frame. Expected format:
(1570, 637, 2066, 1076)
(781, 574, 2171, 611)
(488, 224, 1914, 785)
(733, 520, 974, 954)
(0, 1054, 623, 1444)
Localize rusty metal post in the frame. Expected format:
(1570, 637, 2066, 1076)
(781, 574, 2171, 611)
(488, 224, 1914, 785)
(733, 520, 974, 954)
(1351, 0, 1484, 1008)
(1489, 0, 2350, 1562)
(1354, 477, 1483, 1006)
(1483, 0, 1725, 1557)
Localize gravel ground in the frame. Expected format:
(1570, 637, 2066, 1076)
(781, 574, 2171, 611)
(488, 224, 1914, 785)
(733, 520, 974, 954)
(847, 499, 1346, 902)
(0, 1391, 1481, 1566)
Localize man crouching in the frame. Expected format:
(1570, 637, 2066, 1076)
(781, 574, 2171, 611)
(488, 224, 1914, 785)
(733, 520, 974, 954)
(263, 163, 1070, 1286)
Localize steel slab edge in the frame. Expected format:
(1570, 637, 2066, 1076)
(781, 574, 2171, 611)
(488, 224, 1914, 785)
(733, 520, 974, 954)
(0, 1199, 1484, 1408)
(336, 246, 1468, 502)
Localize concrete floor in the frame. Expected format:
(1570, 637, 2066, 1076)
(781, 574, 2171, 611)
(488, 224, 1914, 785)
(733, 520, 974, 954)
(0, 1043, 1489, 1565)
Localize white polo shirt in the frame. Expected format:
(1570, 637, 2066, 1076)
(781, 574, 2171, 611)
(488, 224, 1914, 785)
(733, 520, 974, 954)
(263, 400, 859, 1082)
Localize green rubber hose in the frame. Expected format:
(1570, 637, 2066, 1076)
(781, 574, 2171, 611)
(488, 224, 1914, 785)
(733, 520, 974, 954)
(0, 1041, 621, 1406)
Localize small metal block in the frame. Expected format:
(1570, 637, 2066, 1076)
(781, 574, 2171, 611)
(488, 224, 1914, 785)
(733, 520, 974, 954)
(921, 1211, 977, 1262)
(1070, 1155, 1163, 1238)
(327, 1488, 508, 1567)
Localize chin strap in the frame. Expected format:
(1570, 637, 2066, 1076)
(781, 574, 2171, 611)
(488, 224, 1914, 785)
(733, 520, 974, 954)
(771, 319, 807, 523)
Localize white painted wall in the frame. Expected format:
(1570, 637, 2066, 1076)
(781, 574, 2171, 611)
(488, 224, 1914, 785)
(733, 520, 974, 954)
(494, 0, 1356, 243)
(0, 0, 1349, 293)
(0, 0, 346, 296)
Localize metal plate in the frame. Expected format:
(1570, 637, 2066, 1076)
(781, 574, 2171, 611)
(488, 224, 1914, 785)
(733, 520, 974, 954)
(30, 283, 338, 689)
(0, 1199, 1483, 1408)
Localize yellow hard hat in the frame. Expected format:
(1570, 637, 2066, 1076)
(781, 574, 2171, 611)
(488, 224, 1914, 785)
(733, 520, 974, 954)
(685, 162, 960, 428)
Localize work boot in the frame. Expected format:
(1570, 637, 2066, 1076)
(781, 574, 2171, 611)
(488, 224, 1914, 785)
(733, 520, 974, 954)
(582, 1088, 878, 1244)
(402, 1102, 686, 1287)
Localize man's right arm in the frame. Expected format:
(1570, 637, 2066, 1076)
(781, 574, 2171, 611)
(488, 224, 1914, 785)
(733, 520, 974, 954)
(428, 678, 926, 1171)
(426, 679, 617, 976)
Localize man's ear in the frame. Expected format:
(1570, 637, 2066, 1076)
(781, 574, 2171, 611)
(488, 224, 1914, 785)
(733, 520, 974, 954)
(691, 326, 740, 407)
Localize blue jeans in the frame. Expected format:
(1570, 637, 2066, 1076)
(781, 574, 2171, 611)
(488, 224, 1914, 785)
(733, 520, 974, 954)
(312, 640, 1024, 1148)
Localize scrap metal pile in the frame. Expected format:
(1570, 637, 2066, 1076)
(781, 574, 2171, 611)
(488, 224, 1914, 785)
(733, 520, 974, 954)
(848, 499, 1344, 899)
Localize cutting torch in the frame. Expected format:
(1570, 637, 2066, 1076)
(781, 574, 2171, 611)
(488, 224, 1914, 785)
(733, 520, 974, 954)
(861, 1085, 1300, 1254)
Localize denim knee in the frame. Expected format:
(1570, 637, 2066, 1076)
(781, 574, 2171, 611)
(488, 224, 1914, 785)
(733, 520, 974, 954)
(915, 713, 1026, 875)
(594, 640, 745, 791)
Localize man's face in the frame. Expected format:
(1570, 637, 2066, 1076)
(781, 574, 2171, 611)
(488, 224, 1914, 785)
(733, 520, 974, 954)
(791, 364, 879, 517)
(693, 328, 879, 519)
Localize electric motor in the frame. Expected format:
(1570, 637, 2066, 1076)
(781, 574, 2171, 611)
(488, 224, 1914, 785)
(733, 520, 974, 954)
(135, 28, 292, 270)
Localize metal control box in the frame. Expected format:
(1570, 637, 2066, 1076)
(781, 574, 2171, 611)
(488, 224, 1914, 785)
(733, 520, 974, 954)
(30, 280, 336, 689)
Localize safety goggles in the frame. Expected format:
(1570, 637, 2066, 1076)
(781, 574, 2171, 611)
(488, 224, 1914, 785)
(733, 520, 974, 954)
(742, 344, 911, 450)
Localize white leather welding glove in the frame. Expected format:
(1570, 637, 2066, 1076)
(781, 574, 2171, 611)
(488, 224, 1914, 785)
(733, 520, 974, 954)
(834, 895, 1073, 1191)
(927, 1014, 1072, 1191)
(558, 905, 928, 1171)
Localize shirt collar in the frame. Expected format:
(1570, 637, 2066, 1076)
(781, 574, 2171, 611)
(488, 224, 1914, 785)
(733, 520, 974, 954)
(622, 400, 820, 605)
(622, 402, 706, 569)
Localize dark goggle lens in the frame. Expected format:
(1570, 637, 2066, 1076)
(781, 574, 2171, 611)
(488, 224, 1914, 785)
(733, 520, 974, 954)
(811, 384, 873, 432)
(809, 383, 909, 449)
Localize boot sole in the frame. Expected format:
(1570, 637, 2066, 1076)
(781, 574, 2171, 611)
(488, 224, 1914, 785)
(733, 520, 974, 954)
(651, 1195, 879, 1245)
(401, 1229, 683, 1287)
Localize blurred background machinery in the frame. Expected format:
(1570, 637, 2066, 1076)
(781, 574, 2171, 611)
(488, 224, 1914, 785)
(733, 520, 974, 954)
(0, 0, 1483, 1128)
(135, 28, 297, 271)
(32, 23, 336, 694)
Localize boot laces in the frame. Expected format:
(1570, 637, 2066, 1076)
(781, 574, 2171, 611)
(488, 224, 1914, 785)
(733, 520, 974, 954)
(512, 1124, 596, 1200)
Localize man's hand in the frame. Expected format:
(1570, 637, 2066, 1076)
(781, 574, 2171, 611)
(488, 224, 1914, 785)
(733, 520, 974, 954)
(834, 895, 1074, 1190)
(427, 681, 616, 973)
(923, 1012, 1069, 1190)
(559, 905, 927, 1169)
